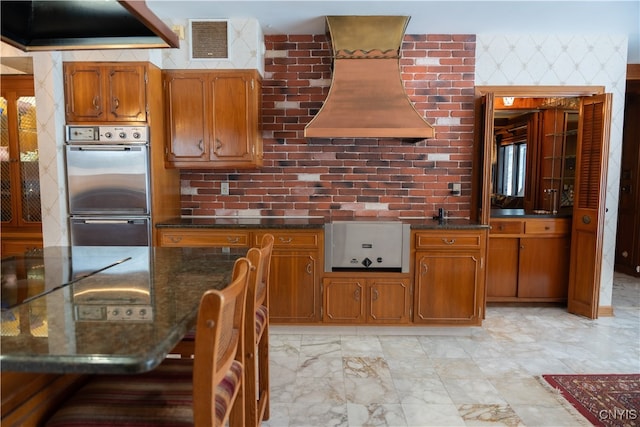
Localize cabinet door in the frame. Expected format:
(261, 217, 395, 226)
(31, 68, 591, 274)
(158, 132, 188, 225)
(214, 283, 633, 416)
(368, 278, 411, 324)
(486, 237, 519, 298)
(209, 73, 253, 163)
(107, 65, 146, 122)
(1, 75, 42, 231)
(414, 251, 480, 324)
(323, 278, 365, 323)
(269, 251, 320, 323)
(518, 237, 570, 299)
(164, 73, 208, 162)
(568, 93, 613, 318)
(64, 64, 104, 122)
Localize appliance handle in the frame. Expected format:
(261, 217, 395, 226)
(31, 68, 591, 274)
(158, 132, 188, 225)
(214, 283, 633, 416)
(68, 146, 140, 152)
(79, 219, 138, 224)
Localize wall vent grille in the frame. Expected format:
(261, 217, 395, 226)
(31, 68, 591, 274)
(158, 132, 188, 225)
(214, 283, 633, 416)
(189, 20, 228, 59)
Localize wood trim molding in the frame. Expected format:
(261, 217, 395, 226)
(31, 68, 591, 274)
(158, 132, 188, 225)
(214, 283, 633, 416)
(627, 64, 640, 80)
(598, 305, 614, 317)
(475, 85, 605, 97)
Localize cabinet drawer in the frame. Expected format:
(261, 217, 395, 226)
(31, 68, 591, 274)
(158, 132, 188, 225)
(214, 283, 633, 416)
(254, 231, 320, 249)
(490, 220, 524, 235)
(525, 219, 570, 235)
(415, 232, 481, 249)
(159, 230, 250, 247)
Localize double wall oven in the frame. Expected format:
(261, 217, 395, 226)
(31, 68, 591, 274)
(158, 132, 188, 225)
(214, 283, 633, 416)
(65, 125, 151, 246)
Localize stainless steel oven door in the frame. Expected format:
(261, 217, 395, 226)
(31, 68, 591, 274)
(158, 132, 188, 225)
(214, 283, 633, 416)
(70, 217, 150, 246)
(66, 145, 150, 215)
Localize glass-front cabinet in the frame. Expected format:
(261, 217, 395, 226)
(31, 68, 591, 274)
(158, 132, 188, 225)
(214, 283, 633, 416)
(1, 75, 42, 255)
(491, 97, 579, 214)
(539, 98, 579, 214)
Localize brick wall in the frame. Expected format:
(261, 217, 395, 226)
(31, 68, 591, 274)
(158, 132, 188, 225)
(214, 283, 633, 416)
(180, 34, 476, 219)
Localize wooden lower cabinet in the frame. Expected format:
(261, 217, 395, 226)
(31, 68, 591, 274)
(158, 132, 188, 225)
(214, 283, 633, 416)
(254, 230, 322, 324)
(413, 230, 486, 326)
(323, 275, 411, 324)
(518, 237, 571, 299)
(487, 218, 571, 302)
(157, 228, 323, 324)
(158, 226, 492, 326)
(1, 232, 43, 257)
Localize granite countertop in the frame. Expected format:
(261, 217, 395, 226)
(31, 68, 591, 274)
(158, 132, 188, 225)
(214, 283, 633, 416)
(156, 216, 488, 230)
(0, 246, 244, 374)
(157, 216, 327, 229)
(490, 208, 573, 218)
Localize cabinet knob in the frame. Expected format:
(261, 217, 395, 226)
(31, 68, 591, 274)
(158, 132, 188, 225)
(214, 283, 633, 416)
(170, 236, 182, 243)
(372, 288, 379, 301)
(306, 262, 312, 275)
(215, 138, 222, 150)
(113, 97, 119, 110)
(92, 96, 100, 110)
(226, 236, 240, 243)
(278, 237, 293, 244)
(354, 288, 361, 301)
(442, 238, 456, 245)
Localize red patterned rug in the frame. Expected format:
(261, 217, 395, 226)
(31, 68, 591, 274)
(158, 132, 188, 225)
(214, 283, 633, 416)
(542, 374, 640, 426)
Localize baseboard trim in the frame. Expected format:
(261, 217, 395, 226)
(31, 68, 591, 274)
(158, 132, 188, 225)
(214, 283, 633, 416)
(598, 306, 614, 317)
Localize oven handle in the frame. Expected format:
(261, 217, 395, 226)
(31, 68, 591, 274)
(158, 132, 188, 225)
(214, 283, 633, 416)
(79, 219, 140, 224)
(68, 146, 142, 152)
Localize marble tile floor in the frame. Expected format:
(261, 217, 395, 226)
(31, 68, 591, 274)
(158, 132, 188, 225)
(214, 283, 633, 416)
(264, 273, 640, 427)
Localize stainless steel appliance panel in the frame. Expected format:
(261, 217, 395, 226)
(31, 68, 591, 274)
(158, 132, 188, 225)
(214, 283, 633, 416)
(66, 145, 150, 215)
(70, 217, 150, 246)
(70, 246, 153, 322)
(325, 221, 410, 272)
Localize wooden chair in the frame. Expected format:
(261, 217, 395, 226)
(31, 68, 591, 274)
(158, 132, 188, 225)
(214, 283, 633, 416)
(45, 257, 251, 427)
(244, 233, 274, 426)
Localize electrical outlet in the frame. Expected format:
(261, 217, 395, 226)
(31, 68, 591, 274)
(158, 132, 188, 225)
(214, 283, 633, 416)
(449, 182, 462, 196)
(220, 182, 229, 195)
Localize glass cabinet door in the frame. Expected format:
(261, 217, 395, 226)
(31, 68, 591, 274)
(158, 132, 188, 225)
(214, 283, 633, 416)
(1, 89, 41, 228)
(17, 95, 41, 223)
(1, 96, 12, 223)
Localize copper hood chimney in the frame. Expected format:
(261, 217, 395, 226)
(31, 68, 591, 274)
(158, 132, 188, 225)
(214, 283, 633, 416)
(304, 16, 434, 140)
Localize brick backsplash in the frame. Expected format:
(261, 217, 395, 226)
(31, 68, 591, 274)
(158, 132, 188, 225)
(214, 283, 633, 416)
(180, 34, 476, 220)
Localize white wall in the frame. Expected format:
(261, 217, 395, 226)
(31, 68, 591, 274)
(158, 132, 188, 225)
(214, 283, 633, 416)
(476, 33, 629, 309)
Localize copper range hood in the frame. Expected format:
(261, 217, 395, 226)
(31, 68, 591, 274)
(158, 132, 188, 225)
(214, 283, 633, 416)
(304, 16, 434, 140)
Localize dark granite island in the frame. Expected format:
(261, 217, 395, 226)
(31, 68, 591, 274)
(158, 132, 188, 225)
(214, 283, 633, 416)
(0, 246, 245, 374)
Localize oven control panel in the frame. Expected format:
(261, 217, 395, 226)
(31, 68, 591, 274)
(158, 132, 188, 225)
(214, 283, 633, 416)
(75, 304, 153, 322)
(66, 125, 149, 144)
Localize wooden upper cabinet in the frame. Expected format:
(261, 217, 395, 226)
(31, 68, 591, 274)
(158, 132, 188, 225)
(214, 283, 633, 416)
(64, 63, 147, 123)
(163, 69, 263, 169)
(164, 73, 208, 161)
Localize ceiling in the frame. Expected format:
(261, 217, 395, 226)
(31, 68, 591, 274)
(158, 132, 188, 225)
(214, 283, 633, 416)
(146, 0, 640, 62)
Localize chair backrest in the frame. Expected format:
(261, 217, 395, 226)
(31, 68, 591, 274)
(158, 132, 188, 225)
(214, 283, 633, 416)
(247, 234, 274, 310)
(192, 256, 250, 426)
